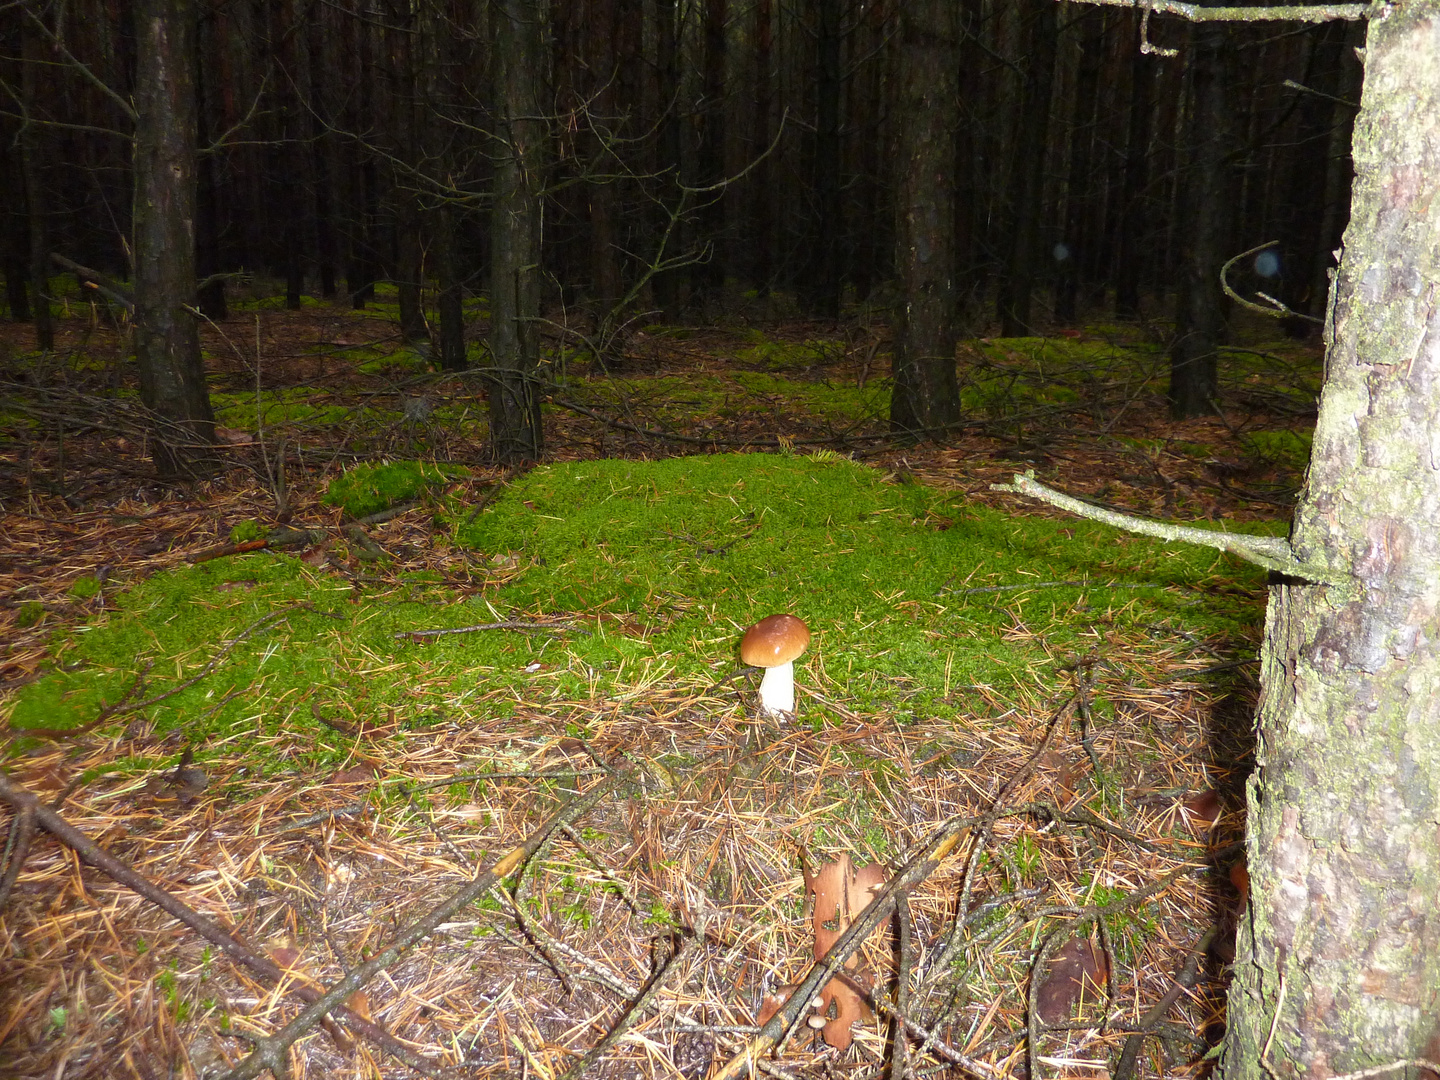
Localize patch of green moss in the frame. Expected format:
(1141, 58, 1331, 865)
(211, 387, 397, 431)
(69, 576, 102, 600)
(230, 520, 268, 544)
(357, 348, 431, 377)
(1240, 429, 1312, 470)
(6, 453, 1269, 774)
(738, 332, 840, 371)
(16, 601, 46, 629)
(324, 460, 471, 519)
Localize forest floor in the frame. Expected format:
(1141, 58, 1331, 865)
(0, 288, 1321, 1080)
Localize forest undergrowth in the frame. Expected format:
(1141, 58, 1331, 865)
(0, 289, 1321, 1079)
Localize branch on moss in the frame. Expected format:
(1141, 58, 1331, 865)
(990, 471, 1342, 584)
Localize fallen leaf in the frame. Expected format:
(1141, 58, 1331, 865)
(1035, 937, 1109, 1026)
(802, 853, 888, 1050)
(1184, 789, 1223, 830)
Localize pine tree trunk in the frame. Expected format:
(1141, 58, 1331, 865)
(133, 0, 217, 478)
(1221, 4, 1440, 1073)
(19, 17, 52, 352)
(889, 0, 958, 438)
(487, 0, 545, 463)
(996, 0, 1057, 338)
(803, 0, 842, 318)
(1168, 22, 1229, 419)
(1114, 16, 1153, 319)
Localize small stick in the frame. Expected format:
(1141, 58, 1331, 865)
(0, 801, 36, 911)
(395, 620, 588, 640)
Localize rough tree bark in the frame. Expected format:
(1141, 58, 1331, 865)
(889, 0, 959, 438)
(487, 0, 545, 463)
(1221, 3, 1440, 1073)
(133, 0, 216, 478)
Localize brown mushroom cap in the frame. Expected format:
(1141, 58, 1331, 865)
(740, 614, 810, 667)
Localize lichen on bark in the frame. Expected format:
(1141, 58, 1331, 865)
(1221, 4, 1440, 1075)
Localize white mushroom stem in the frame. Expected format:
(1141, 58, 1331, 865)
(758, 661, 795, 714)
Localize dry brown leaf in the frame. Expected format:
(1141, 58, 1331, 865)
(1035, 937, 1109, 1026)
(802, 853, 888, 1050)
(1184, 789, 1223, 830)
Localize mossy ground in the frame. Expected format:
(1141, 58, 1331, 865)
(7, 451, 1271, 783)
(0, 290, 1321, 1079)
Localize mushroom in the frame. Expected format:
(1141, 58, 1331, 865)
(740, 614, 810, 715)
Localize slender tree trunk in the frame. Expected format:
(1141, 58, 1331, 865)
(1054, 9, 1101, 327)
(585, 0, 624, 317)
(996, 0, 1057, 337)
(1114, 22, 1154, 319)
(1221, 5, 1440, 1074)
(308, 9, 337, 299)
(804, 0, 842, 318)
(433, 205, 466, 372)
(749, 0, 773, 296)
(488, 0, 545, 463)
(693, 0, 726, 298)
(133, 0, 217, 477)
(19, 18, 52, 351)
(651, 0, 682, 314)
(1168, 22, 1229, 419)
(0, 101, 32, 322)
(1305, 22, 1363, 324)
(889, 0, 958, 438)
(194, 4, 226, 319)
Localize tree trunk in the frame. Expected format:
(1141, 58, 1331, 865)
(433, 203, 466, 372)
(193, 6, 226, 319)
(1114, 21, 1154, 319)
(487, 0, 545, 463)
(889, 0, 958, 438)
(133, 0, 216, 478)
(748, 0, 773, 296)
(996, 0, 1057, 338)
(1168, 21, 1229, 419)
(693, 0, 726, 299)
(19, 16, 52, 351)
(1221, 5, 1440, 1074)
(803, 0, 842, 318)
(1054, 9, 1102, 327)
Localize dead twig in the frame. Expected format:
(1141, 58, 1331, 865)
(395, 619, 589, 640)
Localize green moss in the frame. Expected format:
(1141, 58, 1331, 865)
(357, 348, 431, 377)
(70, 576, 102, 600)
(230, 520, 268, 544)
(323, 460, 471, 518)
(6, 452, 1269, 776)
(1240, 429, 1312, 470)
(16, 601, 46, 629)
(211, 387, 396, 431)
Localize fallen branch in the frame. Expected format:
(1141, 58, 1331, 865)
(396, 619, 589, 640)
(991, 470, 1341, 583)
(48, 252, 135, 311)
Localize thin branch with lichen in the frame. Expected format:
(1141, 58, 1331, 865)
(990, 471, 1342, 583)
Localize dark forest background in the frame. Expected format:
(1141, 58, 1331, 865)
(0, 0, 1362, 467)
